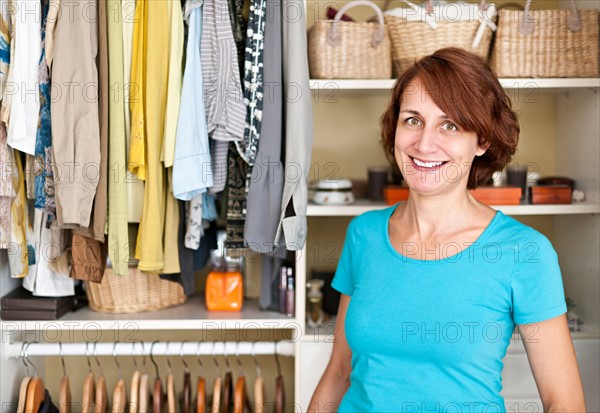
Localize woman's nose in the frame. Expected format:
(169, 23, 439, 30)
(413, 127, 438, 154)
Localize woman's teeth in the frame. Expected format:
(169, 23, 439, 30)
(413, 158, 446, 168)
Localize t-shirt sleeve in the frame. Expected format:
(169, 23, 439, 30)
(510, 228, 567, 325)
(331, 218, 357, 296)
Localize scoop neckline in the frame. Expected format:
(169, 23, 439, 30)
(384, 202, 502, 264)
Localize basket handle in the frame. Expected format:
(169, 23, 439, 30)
(327, 0, 386, 48)
(520, 0, 581, 35)
(424, 0, 488, 14)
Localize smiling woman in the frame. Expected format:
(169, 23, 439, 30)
(308, 48, 587, 413)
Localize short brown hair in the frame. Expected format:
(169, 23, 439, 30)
(380, 47, 520, 189)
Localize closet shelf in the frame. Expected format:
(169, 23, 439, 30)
(307, 200, 600, 217)
(0, 296, 300, 331)
(309, 78, 600, 91)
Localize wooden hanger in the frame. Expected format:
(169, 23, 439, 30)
(166, 374, 176, 413)
(25, 377, 45, 413)
(128, 342, 142, 413)
(179, 342, 191, 413)
(59, 343, 72, 413)
(233, 375, 246, 413)
(112, 343, 127, 413)
(17, 343, 32, 413)
(23, 343, 45, 413)
(233, 344, 247, 413)
(274, 376, 284, 413)
(17, 376, 31, 413)
(112, 380, 127, 413)
(129, 371, 140, 413)
(96, 371, 108, 413)
(196, 342, 206, 413)
(138, 373, 149, 413)
(166, 342, 176, 413)
(274, 346, 284, 413)
(82, 372, 96, 413)
(210, 343, 222, 413)
(222, 369, 232, 413)
(94, 343, 108, 413)
(251, 344, 265, 413)
(150, 341, 164, 413)
(211, 376, 221, 413)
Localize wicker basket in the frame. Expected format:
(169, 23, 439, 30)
(384, 0, 497, 76)
(308, 0, 392, 79)
(86, 267, 187, 313)
(490, 0, 599, 78)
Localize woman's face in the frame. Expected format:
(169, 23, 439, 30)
(394, 78, 488, 196)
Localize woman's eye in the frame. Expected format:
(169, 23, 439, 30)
(406, 117, 421, 126)
(442, 122, 458, 132)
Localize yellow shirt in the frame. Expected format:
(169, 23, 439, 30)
(135, 0, 171, 272)
(128, 0, 147, 181)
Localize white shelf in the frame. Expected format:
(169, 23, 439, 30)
(310, 78, 600, 90)
(0, 296, 300, 331)
(307, 200, 600, 217)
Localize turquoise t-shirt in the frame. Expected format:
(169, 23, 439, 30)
(331, 203, 567, 413)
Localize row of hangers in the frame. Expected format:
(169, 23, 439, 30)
(17, 341, 286, 413)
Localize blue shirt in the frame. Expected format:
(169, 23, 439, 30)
(331, 203, 567, 413)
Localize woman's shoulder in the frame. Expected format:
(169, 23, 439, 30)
(489, 210, 555, 252)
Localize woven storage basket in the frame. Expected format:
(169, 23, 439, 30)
(86, 267, 186, 313)
(384, 0, 497, 76)
(308, 0, 392, 79)
(490, 0, 599, 78)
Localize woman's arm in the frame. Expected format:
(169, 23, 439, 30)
(307, 294, 353, 413)
(519, 314, 586, 412)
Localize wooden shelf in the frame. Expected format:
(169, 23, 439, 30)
(310, 78, 600, 91)
(0, 296, 300, 331)
(307, 200, 600, 217)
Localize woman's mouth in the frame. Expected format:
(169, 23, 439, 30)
(410, 157, 449, 171)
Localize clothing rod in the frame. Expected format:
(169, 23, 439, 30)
(7, 340, 295, 359)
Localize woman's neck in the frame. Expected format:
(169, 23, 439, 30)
(396, 189, 482, 240)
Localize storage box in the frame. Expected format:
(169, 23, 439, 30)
(0, 288, 74, 320)
(470, 186, 522, 205)
(383, 185, 410, 205)
(530, 185, 572, 204)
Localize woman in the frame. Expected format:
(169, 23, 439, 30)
(308, 48, 585, 412)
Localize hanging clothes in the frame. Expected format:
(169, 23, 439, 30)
(73, 0, 109, 242)
(134, 0, 173, 273)
(33, 0, 52, 212)
(5, 0, 41, 156)
(0, 0, 14, 125)
(161, 0, 185, 275)
(0, 0, 10, 99)
(237, 0, 266, 165)
(51, 0, 100, 228)
(244, 0, 284, 252)
(224, 142, 248, 249)
(201, 0, 245, 143)
(8, 150, 28, 277)
(0, 121, 14, 249)
(123, 0, 144, 223)
(107, 0, 130, 276)
(0, 0, 12, 250)
(172, 0, 213, 201)
(129, 0, 147, 182)
(23, 209, 75, 297)
(227, 0, 246, 83)
(275, 0, 314, 250)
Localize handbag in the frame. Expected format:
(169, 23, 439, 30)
(490, 0, 599, 78)
(384, 0, 498, 75)
(307, 0, 392, 79)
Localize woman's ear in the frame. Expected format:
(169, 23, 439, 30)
(475, 140, 491, 157)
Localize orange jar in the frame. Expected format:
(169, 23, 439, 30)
(205, 267, 243, 311)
